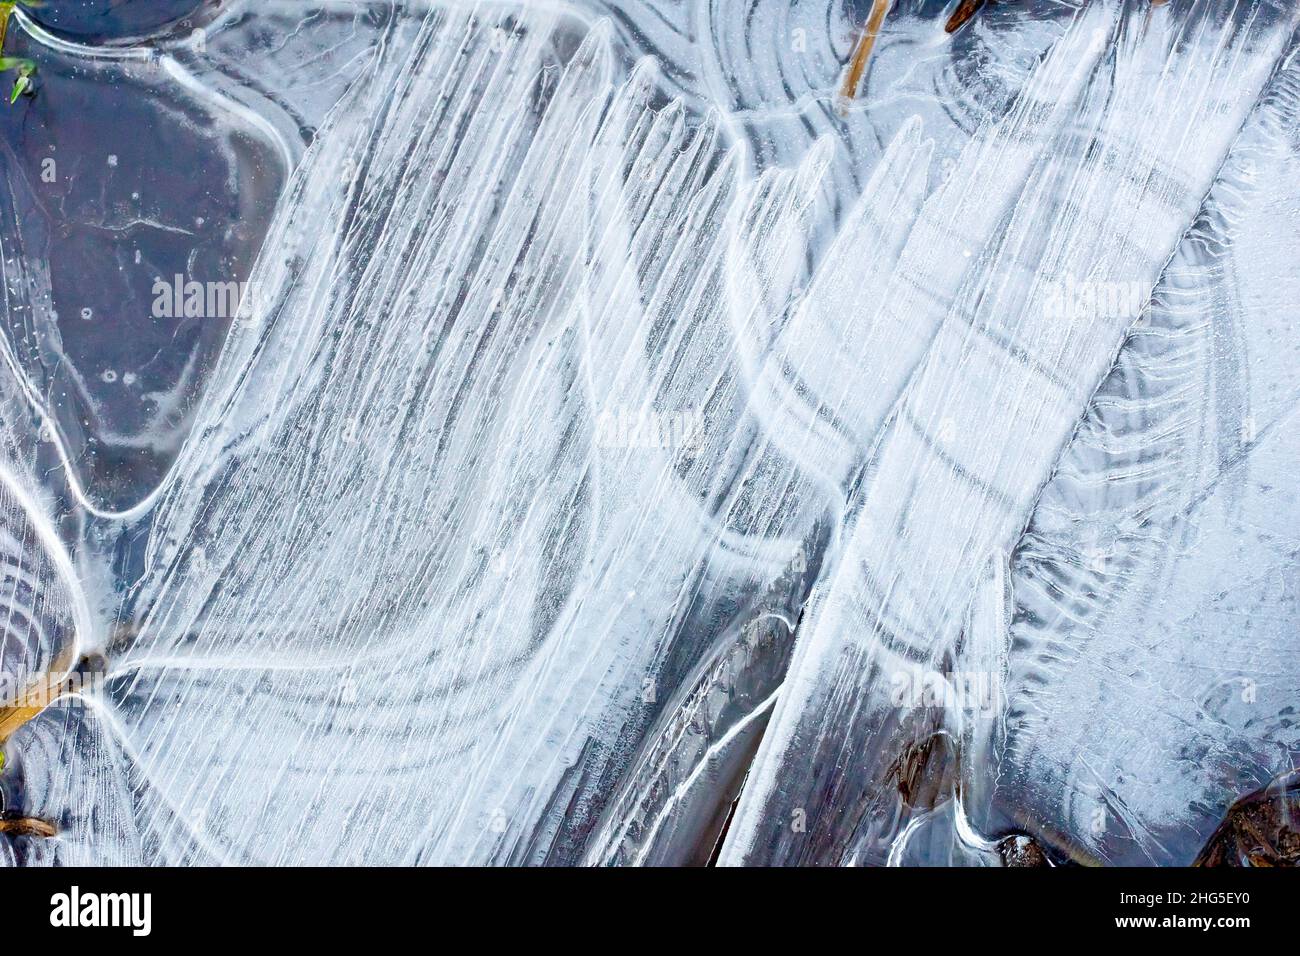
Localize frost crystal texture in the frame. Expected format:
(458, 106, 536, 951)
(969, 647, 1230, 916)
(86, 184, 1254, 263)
(0, 0, 1298, 867)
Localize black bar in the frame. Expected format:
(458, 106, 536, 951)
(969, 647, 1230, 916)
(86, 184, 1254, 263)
(0, 867, 1290, 942)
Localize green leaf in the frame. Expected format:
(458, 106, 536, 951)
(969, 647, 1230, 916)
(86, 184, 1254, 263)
(9, 70, 28, 103)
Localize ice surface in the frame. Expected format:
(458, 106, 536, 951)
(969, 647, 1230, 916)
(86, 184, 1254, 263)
(0, 0, 1297, 866)
(993, 52, 1300, 866)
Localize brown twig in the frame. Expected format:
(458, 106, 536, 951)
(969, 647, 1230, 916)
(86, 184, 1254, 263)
(839, 0, 894, 107)
(0, 816, 57, 838)
(945, 0, 988, 34)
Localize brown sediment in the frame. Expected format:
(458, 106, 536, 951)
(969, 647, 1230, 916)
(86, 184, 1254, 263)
(0, 816, 57, 838)
(996, 833, 1051, 867)
(1196, 769, 1300, 867)
(889, 731, 954, 809)
(945, 0, 988, 34)
(838, 0, 894, 106)
(1009, 807, 1105, 866)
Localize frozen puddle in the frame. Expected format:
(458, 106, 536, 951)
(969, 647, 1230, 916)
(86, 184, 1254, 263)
(0, 0, 1297, 866)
